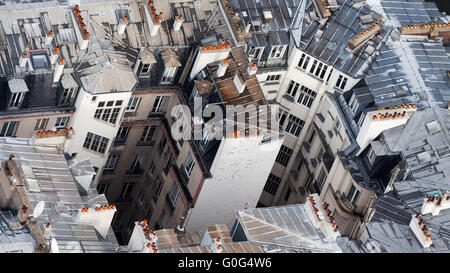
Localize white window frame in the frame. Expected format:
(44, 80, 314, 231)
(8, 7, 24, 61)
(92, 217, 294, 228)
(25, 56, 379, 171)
(125, 97, 141, 113)
(183, 152, 195, 178)
(169, 182, 180, 206)
(161, 66, 178, 83)
(9, 92, 25, 108)
(54, 117, 69, 128)
(105, 155, 119, 170)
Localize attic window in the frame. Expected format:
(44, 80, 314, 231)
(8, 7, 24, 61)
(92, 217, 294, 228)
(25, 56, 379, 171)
(437, 145, 450, 158)
(417, 151, 432, 164)
(425, 120, 441, 135)
(31, 53, 49, 69)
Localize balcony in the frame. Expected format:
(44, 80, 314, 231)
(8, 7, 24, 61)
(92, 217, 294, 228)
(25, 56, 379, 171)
(340, 193, 355, 212)
(280, 94, 294, 109)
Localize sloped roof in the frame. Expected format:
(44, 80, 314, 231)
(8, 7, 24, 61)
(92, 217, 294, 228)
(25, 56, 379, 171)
(194, 79, 214, 94)
(161, 49, 181, 67)
(139, 48, 157, 65)
(236, 204, 343, 252)
(78, 47, 137, 93)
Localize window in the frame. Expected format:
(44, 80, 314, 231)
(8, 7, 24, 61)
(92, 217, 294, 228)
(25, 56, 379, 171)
(349, 93, 359, 115)
(116, 127, 130, 142)
(138, 191, 145, 206)
(276, 145, 293, 167)
(141, 63, 152, 75)
(183, 152, 195, 178)
(160, 212, 169, 228)
(263, 173, 281, 195)
(316, 146, 324, 162)
(248, 47, 262, 59)
(97, 183, 109, 194)
(297, 85, 317, 108)
(286, 80, 300, 98)
(284, 187, 291, 202)
(151, 96, 169, 113)
(368, 147, 376, 166)
(161, 66, 178, 83)
(285, 114, 305, 137)
(266, 74, 281, 83)
(94, 101, 122, 125)
(278, 110, 288, 128)
(308, 130, 316, 144)
(141, 126, 156, 142)
(54, 117, 69, 128)
(125, 97, 141, 113)
(347, 185, 360, 206)
(83, 132, 109, 154)
(336, 75, 348, 90)
(168, 182, 180, 206)
(9, 92, 25, 108)
(269, 45, 285, 59)
(148, 162, 156, 178)
(297, 53, 310, 70)
(309, 60, 318, 74)
(61, 88, 75, 105)
(153, 179, 163, 204)
(105, 155, 119, 170)
(316, 167, 327, 190)
(0, 121, 19, 137)
(326, 68, 333, 83)
(120, 183, 135, 199)
(159, 136, 167, 152)
(34, 119, 48, 131)
(130, 154, 146, 171)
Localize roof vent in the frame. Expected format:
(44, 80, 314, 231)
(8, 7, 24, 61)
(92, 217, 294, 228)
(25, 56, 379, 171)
(425, 120, 441, 134)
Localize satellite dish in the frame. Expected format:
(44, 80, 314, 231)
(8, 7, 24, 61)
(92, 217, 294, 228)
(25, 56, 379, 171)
(32, 201, 45, 219)
(50, 238, 60, 253)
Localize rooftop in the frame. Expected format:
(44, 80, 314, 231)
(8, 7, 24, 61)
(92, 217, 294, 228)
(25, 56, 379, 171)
(0, 137, 119, 253)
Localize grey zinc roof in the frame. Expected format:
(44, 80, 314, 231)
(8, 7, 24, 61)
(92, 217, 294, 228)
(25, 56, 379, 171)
(363, 0, 450, 108)
(0, 210, 36, 253)
(236, 204, 343, 253)
(298, 0, 390, 77)
(0, 138, 119, 252)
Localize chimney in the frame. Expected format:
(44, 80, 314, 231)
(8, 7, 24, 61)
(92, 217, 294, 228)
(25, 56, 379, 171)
(421, 191, 450, 216)
(76, 205, 116, 238)
(348, 23, 380, 50)
(72, 6, 89, 50)
(173, 15, 184, 32)
(144, 2, 161, 36)
(189, 40, 231, 80)
(50, 47, 59, 65)
(305, 194, 340, 240)
(128, 220, 159, 253)
(118, 16, 127, 35)
(45, 30, 54, 46)
(233, 73, 246, 94)
(44, 222, 52, 236)
(216, 59, 229, 77)
(409, 214, 432, 248)
(19, 50, 30, 68)
(247, 62, 257, 75)
(209, 237, 223, 253)
(53, 57, 65, 83)
(356, 104, 417, 155)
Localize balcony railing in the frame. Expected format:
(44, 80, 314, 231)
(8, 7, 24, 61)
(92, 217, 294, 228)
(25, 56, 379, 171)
(126, 168, 144, 176)
(340, 193, 355, 212)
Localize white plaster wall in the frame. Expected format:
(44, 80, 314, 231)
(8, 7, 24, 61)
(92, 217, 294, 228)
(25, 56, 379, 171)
(185, 135, 284, 231)
(64, 89, 132, 170)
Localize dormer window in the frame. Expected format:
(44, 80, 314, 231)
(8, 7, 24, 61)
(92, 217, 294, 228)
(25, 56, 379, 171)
(269, 45, 285, 59)
(61, 88, 75, 105)
(160, 49, 181, 84)
(367, 146, 376, 166)
(8, 78, 29, 109)
(9, 93, 24, 108)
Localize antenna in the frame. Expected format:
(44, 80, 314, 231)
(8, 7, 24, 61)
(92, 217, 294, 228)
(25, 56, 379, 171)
(50, 238, 60, 253)
(32, 201, 45, 219)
